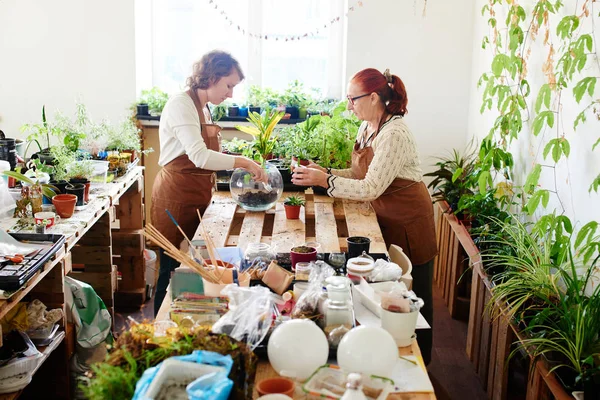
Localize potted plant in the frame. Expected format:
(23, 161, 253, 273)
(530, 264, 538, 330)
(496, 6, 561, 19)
(239, 105, 249, 118)
(283, 195, 305, 219)
(247, 85, 263, 114)
(290, 245, 317, 270)
(106, 119, 145, 162)
(2, 170, 58, 217)
(282, 80, 307, 120)
(423, 144, 478, 214)
(210, 104, 228, 122)
(21, 105, 56, 164)
(138, 87, 169, 116)
(228, 103, 240, 117)
(66, 160, 94, 204)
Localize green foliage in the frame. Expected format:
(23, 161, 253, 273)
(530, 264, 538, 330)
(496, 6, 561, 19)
(284, 195, 305, 207)
(210, 103, 228, 121)
(21, 105, 55, 154)
(106, 119, 142, 152)
(236, 110, 284, 163)
(573, 77, 597, 104)
(424, 143, 478, 211)
(138, 87, 169, 114)
(2, 171, 57, 199)
(222, 138, 249, 154)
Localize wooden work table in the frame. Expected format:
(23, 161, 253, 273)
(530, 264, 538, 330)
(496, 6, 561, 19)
(157, 190, 436, 400)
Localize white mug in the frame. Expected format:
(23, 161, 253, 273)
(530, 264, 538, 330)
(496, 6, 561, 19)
(34, 211, 60, 228)
(380, 308, 419, 347)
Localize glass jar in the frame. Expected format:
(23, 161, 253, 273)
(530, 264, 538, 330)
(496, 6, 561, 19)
(230, 164, 283, 211)
(324, 298, 353, 346)
(295, 262, 312, 281)
(244, 243, 276, 267)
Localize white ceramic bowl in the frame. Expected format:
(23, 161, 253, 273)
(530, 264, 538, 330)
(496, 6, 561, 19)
(337, 326, 398, 378)
(267, 319, 329, 380)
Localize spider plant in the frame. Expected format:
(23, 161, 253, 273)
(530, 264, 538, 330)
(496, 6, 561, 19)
(235, 110, 284, 164)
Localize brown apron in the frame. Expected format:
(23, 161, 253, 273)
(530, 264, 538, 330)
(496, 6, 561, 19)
(151, 89, 223, 246)
(351, 132, 438, 265)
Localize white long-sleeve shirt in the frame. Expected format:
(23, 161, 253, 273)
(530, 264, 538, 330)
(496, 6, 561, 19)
(327, 116, 423, 201)
(157, 92, 235, 170)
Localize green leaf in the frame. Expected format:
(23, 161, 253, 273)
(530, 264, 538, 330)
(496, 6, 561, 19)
(592, 137, 600, 151)
(556, 15, 579, 40)
(520, 79, 531, 97)
(491, 54, 505, 77)
(556, 215, 573, 234)
(543, 139, 557, 160)
(575, 221, 599, 248)
(573, 77, 597, 103)
(451, 168, 463, 183)
(552, 141, 561, 163)
(590, 174, 600, 193)
(535, 84, 552, 113)
(524, 164, 542, 193)
(478, 171, 491, 195)
(489, 18, 497, 28)
(526, 189, 550, 214)
(481, 4, 490, 16)
(574, 110, 587, 129)
(532, 111, 555, 136)
(560, 139, 570, 157)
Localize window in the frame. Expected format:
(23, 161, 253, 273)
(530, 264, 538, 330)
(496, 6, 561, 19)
(136, 0, 345, 101)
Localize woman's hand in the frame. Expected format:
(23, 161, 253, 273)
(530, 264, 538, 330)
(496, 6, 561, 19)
(235, 157, 269, 183)
(306, 161, 327, 173)
(292, 166, 329, 188)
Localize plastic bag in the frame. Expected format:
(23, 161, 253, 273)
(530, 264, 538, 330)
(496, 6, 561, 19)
(211, 284, 274, 350)
(0, 180, 15, 219)
(370, 259, 403, 282)
(378, 281, 424, 313)
(291, 261, 335, 320)
(132, 350, 233, 400)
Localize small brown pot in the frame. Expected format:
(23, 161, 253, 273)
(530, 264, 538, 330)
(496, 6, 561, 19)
(256, 377, 295, 397)
(52, 194, 77, 218)
(284, 204, 301, 219)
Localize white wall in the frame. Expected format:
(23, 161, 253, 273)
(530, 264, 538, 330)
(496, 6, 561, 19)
(346, 0, 477, 173)
(467, 0, 600, 226)
(0, 0, 136, 143)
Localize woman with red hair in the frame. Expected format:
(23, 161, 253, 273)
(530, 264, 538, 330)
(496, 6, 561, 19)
(292, 68, 437, 364)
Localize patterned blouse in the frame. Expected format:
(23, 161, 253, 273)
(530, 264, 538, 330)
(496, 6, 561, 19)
(326, 116, 423, 201)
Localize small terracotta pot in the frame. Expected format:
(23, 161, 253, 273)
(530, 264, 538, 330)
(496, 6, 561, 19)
(290, 246, 317, 270)
(52, 194, 77, 218)
(284, 204, 301, 219)
(256, 377, 295, 397)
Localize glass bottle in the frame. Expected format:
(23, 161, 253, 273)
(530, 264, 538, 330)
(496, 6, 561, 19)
(28, 184, 43, 215)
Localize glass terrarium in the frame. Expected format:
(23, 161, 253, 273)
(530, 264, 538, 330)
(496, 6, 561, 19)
(230, 163, 283, 211)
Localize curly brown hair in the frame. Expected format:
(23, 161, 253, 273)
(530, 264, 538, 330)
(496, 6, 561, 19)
(186, 50, 245, 90)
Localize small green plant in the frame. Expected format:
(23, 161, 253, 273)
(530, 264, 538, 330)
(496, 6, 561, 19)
(424, 143, 478, 212)
(222, 137, 249, 154)
(50, 146, 78, 182)
(21, 105, 55, 156)
(138, 87, 169, 114)
(107, 119, 142, 152)
(284, 195, 305, 207)
(210, 103, 228, 121)
(66, 160, 94, 181)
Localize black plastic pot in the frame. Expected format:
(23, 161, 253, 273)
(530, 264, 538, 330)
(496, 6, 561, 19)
(32, 150, 55, 166)
(137, 103, 149, 116)
(0, 138, 17, 169)
(66, 183, 85, 206)
(249, 106, 261, 114)
(346, 236, 371, 259)
(228, 106, 239, 117)
(49, 180, 69, 195)
(285, 106, 299, 120)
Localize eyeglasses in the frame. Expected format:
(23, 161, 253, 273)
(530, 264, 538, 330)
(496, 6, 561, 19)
(346, 93, 370, 105)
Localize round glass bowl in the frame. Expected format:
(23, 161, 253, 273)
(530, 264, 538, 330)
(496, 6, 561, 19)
(230, 164, 283, 211)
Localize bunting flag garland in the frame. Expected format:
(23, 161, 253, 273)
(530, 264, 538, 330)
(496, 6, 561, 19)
(207, 0, 365, 42)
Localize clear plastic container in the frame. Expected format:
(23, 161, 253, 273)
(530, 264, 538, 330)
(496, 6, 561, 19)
(295, 262, 312, 281)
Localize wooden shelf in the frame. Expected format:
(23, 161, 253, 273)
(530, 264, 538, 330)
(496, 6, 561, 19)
(0, 331, 66, 400)
(0, 248, 64, 322)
